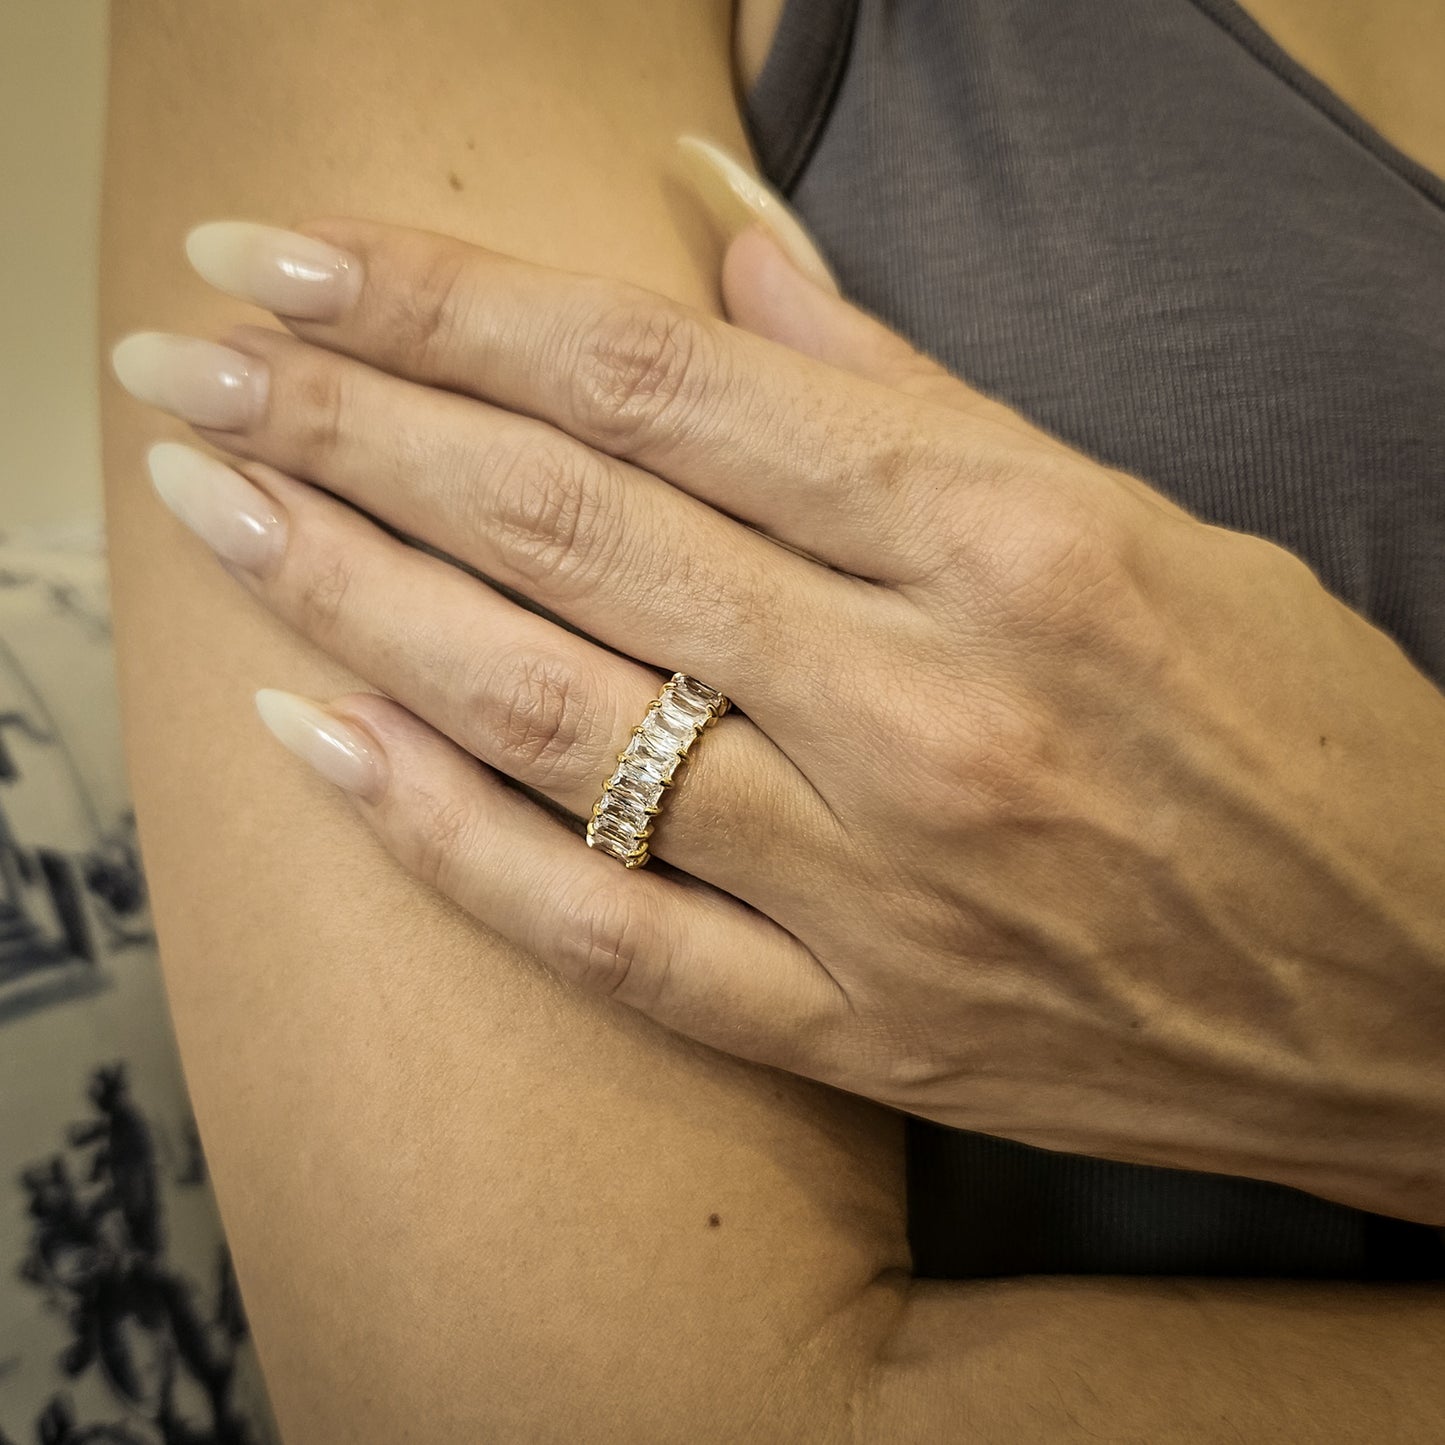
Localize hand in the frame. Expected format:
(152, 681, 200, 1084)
(111, 190, 1445, 1224)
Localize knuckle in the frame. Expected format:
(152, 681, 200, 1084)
(1232, 525, 1323, 591)
(554, 887, 656, 1004)
(288, 355, 350, 469)
(947, 700, 1057, 822)
(484, 649, 592, 785)
(389, 241, 473, 371)
(862, 416, 929, 495)
(846, 398, 957, 495)
(291, 551, 354, 638)
(486, 436, 624, 593)
(883, 682, 1058, 834)
(396, 786, 477, 898)
(571, 291, 714, 451)
(973, 478, 1138, 641)
(839, 411, 964, 574)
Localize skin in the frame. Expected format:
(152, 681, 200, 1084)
(120, 213, 1445, 1225)
(101, 1, 1445, 1440)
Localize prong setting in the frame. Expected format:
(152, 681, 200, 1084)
(586, 673, 730, 867)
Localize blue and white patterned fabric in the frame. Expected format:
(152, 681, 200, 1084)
(0, 531, 276, 1445)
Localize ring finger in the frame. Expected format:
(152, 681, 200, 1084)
(145, 441, 844, 918)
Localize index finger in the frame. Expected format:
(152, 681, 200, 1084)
(186, 217, 951, 581)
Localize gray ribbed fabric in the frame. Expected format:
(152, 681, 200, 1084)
(742, 0, 1445, 1279)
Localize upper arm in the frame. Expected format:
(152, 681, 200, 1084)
(100, 3, 909, 1438)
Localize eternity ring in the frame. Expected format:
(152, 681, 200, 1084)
(586, 673, 731, 868)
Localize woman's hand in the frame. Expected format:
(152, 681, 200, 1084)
(111, 180, 1445, 1224)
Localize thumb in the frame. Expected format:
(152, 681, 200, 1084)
(675, 134, 1028, 423)
(722, 222, 953, 392)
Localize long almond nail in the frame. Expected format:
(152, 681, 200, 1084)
(111, 333, 268, 430)
(186, 222, 362, 320)
(675, 135, 840, 295)
(147, 443, 285, 573)
(254, 690, 385, 801)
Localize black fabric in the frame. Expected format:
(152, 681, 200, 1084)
(742, 0, 1445, 1279)
(746, 0, 859, 191)
(908, 1123, 1445, 1279)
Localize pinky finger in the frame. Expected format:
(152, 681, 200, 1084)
(253, 687, 848, 1071)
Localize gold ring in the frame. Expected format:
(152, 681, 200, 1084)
(586, 673, 730, 868)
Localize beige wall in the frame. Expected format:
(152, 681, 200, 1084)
(0, 0, 109, 532)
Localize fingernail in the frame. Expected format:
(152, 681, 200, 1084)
(147, 442, 285, 573)
(675, 134, 840, 295)
(254, 689, 385, 801)
(186, 221, 362, 321)
(111, 332, 268, 430)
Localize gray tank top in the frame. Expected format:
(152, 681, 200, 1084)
(742, 0, 1445, 1278)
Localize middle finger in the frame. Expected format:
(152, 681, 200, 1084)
(112, 325, 877, 742)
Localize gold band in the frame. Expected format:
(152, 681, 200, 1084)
(586, 673, 730, 868)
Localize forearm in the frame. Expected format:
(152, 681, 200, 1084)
(1255, 591, 1445, 1223)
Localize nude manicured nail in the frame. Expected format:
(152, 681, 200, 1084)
(186, 221, 362, 320)
(254, 690, 385, 801)
(675, 134, 840, 295)
(111, 333, 268, 430)
(147, 442, 285, 573)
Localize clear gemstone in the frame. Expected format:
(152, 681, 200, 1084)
(611, 775, 661, 812)
(661, 690, 708, 725)
(665, 687, 711, 721)
(624, 732, 670, 766)
(659, 711, 700, 742)
(631, 721, 669, 748)
(655, 723, 692, 751)
(672, 675, 722, 710)
(601, 797, 641, 832)
(593, 815, 639, 850)
(655, 701, 698, 737)
(622, 744, 671, 784)
(604, 797, 650, 834)
(642, 712, 689, 752)
(636, 778, 666, 809)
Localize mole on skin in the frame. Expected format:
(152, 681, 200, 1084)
(708, 1214, 721, 1228)
(448, 171, 463, 191)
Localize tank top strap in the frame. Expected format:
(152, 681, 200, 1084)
(1187, 0, 1445, 210)
(743, 0, 858, 194)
